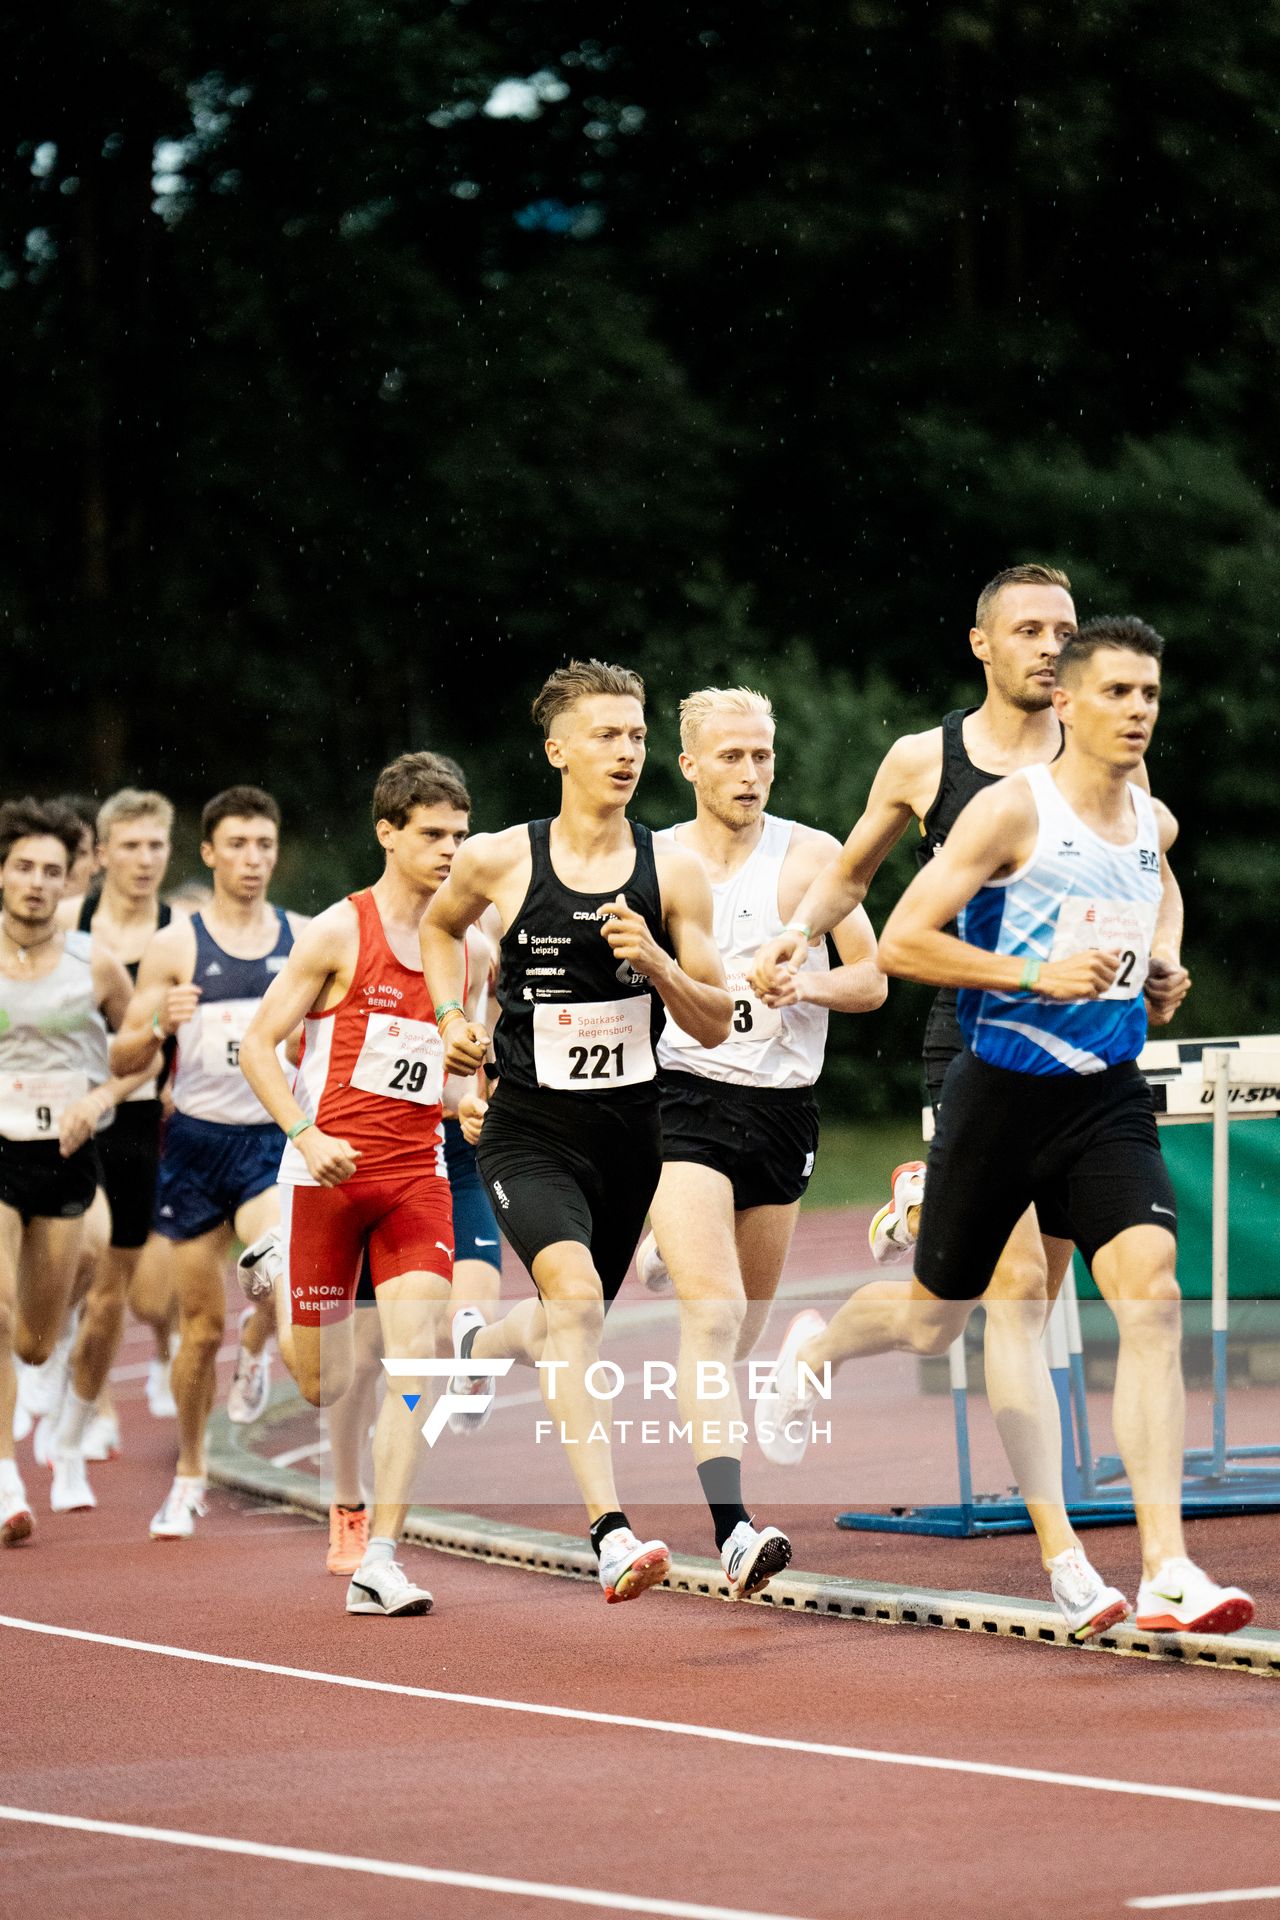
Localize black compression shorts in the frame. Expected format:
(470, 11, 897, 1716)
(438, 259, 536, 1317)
(476, 1080, 661, 1303)
(658, 1069, 819, 1209)
(915, 1051, 1177, 1302)
(0, 1138, 101, 1225)
(96, 1099, 163, 1249)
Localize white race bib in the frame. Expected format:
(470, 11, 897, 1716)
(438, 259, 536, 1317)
(533, 998, 655, 1090)
(0, 1070, 89, 1141)
(1049, 898, 1158, 1001)
(350, 1013, 444, 1105)
(199, 1004, 252, 1076)
(663, 967, 782, 1053)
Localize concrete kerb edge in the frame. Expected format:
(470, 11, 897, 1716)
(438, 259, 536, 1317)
(206, 1399, 1280, 1677)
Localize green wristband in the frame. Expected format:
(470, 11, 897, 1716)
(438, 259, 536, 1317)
(286, 1119, 314, 1143)
(151, 1010, 164, 1037)
(435, 1000, 464, 1027)
(1018, 956, 1042, 993)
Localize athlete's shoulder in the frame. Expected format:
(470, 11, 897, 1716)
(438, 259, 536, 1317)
(284, 907, 311, 936)
(291, 897, 358, 961)
(459, 823, 531, 879)
(139, 913, 195, 980)
(946, 769, 1039, 843)
(877, 724, 945, 794)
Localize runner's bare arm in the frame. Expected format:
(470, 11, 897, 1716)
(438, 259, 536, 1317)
(110, 920, 195, 1072)
(1145, 799, 1189, 1026)
(238, 910, 361, 1185)
(751, 730, 937, 992)
(756, 831, 887, 1012)
(62, 949, 158, 1152)
(878, 780, 1122, 1001)
(421, 834, 504, 1074)
(610, 846, 730, 1048)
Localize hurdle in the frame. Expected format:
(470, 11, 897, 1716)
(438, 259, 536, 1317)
(836, 1033, 1280, 1538)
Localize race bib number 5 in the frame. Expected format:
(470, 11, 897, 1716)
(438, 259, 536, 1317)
(200, 1004, 252, 1075)
(1049, 898, 1159, 1001)
(533, 998, 655, 1090)
(351, 1014, 445, 1105)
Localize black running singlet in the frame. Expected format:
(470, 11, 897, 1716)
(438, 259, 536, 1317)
(77, 892, 173, 984)
(492, 819, 671, 1095)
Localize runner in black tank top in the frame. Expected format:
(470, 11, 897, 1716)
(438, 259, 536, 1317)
(917, 708, 1062, 1104)
(420, 660, 730, 1603)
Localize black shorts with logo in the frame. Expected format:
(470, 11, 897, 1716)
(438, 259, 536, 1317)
(97, 1099, 164, 1250)
(477, 1079, 661, 1303)
(658, 1069, 819, 1210)
(915, 1051, 1177, 1302)
(0, 1138, 102, 1226)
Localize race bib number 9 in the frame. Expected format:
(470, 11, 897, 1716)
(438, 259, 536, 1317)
(1049, 898, 1159, 1001)
(351, 1014, 444, 1105)
(0, 1070, 89, 1141)
(533, 998, 656, 1090)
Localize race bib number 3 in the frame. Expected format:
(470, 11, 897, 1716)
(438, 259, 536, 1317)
(533, 998, 655, 1090)
(1049, 898, 1159, 1001)
(351, 1014, 444, 1105)
(0, 1070, 89, 1141)
(663, 971, 781, 1052)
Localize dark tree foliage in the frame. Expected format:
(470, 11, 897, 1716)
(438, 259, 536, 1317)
(2, 1, 1277, 1111)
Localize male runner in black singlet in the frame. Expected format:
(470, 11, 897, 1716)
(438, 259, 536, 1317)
(422, 659, 731, 1604)
(752, 565, 1187, 1639)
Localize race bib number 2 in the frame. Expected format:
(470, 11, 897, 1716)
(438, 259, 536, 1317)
(1049, 898, 1158, 1001)
(351, 1014, 444, 1105)
(533, 998, 655, 1090)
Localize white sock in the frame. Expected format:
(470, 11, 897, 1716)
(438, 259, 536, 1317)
(360, 1536, 396, 1569)
(55, 1388, 96, 1454)
(0, 1458, 24, 1494)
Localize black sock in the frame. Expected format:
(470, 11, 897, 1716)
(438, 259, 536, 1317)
(459, 1323, 479, 1362)
(697, 1457, 750, 1551)
(590, 1510, 629, 1559)
(337, 1503, 365, 1513)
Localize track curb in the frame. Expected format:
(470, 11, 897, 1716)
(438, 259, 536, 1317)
(206, 1396, 1280, 1677)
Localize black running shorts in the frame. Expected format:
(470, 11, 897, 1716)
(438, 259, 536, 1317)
(915, 1052, 1177, 1302)
(477, 1080, 661, 1302)
(658, 1069, 819, 1210)
(922, 991, 964, 1111)
(0, 1138, 101, 1225)
(97, 1099, 164, 1249)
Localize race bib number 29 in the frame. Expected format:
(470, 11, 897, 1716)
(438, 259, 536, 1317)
(533, 998, 655, 1090)
(351, 1014, 444, 1105)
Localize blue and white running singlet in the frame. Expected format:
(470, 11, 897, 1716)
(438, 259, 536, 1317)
(957, 764, 1163, 1077)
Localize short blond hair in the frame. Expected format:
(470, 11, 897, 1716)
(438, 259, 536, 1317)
(97, 788, 174, 842)
(678, 686, 775, 754)
(975, 563, 1072, 632)
(531, 659, 645, 737)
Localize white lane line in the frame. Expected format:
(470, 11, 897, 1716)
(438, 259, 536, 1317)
(1129, 1891, 1280, 1910)
(0, 1806, 807, 1920)
(1, 1615, 1275, 1817)
(270, 1440, 331, 1468)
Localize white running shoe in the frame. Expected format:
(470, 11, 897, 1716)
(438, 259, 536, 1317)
(597, 1526, 671, 1604)
(145, 1357, 178, 1420)
(637, 1232, 673, 1296)
(1136, 1557, 1255, 1635)
(83, 1411, 121, 1462)
(447, 1306, 495, 1434)
(0, 1475, 34, 1546)
(32, 1410, 59, 1469)
(226, 1308, 272, 1425)
(345, 1557, 434, 1616)
(720, 1519, 792, 1600)
(754, 1309, 827, 1466)
(237, 1229, 281, 1304)
(1048, 1548, 1130, 1642)
(20, 1327, 73, 1418)
(869, 1160, 927, 1266)
(50, 1451, 96, 1513)
(149, 1476, 207, 1540)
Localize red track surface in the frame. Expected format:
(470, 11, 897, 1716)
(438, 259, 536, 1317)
(4, 1216, 1280, 1920)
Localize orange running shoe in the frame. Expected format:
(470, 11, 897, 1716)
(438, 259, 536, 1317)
(327, 1503, 369, 1575)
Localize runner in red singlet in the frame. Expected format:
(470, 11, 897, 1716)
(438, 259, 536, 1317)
(239, 753, 470, 1617)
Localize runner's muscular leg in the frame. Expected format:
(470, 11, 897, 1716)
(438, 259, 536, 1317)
(14, 1214, 84, 1365)
(169, 1225, 234, 1477)
(1091, 1222, 1185, 1577)
(370, 1268, 452, 1543)
(734, 1199, 801, 1361)
(981, 1208, 1077, 1564)
(0, 1204, 25, 1464)
(650, 1162, 746, 1465)
(326, 1304, 383, 1509)
(233, 1187, 280, 1365)
(128, 1232, 178, 1359)
(512, 1240, 618, 1520)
